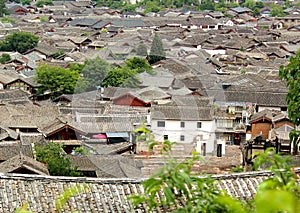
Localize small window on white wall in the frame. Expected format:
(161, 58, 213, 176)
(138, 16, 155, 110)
(157, 121, 165, 127)
(180, 135, 185, 141)
(197, 122, 202, 128)
(180, 121, 185, 128)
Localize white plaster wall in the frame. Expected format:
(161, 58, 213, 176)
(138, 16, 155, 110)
(151, 119, 217, 154)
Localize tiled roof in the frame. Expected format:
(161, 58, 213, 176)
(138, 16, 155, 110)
(0, 153, 49, 175)
(151, 105, 213, 121)
(83, 141, 133, 155)
(0, 168, 298, 212)
(0, 142, 34, 161)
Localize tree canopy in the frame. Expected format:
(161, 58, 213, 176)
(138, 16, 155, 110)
(0, 0, 9, 17)
(36, 0, 53, 7)
(35, 143, 81, 176)
(0, 32, 39, 53)
(76, 57, 111, 92)
(279, 50, 300, 154)
(125, 57, 153, 73)
(102, 66, 138, 87)
(102, 57, 152, 87)
(148, 33, 166, 64)
(0, 53, 11, 64)
(280, 51, 300, 126)
(35, 64, 80, 96)
(136, 43, 148, 56)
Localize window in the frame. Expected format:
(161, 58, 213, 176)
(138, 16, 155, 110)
(180, 121, 185, 128)
(180, 135, 185, 141)
(157, 121, 165, 127)
(164, 135, 168, 140)
(197, 122, 202, 128)
(216, 119, 233, 128)
(200, 142, 206, 156)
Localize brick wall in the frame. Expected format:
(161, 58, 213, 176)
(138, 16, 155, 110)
(251, 122, 271, 138)
(137, 145, 242, 177)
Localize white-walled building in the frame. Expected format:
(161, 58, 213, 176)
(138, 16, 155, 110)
(150, 96, 219, 155)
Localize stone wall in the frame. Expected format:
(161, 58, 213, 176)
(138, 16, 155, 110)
(137, 145, 242, 177)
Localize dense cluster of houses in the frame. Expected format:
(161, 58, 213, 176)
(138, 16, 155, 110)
(0, 0, 299, 180)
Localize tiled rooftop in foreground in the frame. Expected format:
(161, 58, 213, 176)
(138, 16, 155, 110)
(0, 168, 299, 212)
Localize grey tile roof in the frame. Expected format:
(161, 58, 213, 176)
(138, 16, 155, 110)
(19, 133, 46, 146)
(0, 142, 34, 161)
(0, 153, 49, 175)
(0, 89, 29, 101)
(0, 168, 298, 212)
(151, 104, 213, 121)
(83, 141, 133, 155)
(111, 19, 145, 28)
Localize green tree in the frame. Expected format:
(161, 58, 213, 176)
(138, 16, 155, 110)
(102, 66, 138, 87)
(77, 57, 111, 91)
(20, 0, 32, 5)
(242, 0, 256, 10)
(279, 50, 300, 155)
(136, 43, 148, 56)
(0, 32, 39, 53)
(253, 148, 300, 212)
(1, 17, 15, 24)
(36, 0, 53, 7)
(35, 64, 80, 96)
(143, 1, 160, 13)
(270, 4, 286, 17)
(148, 33, 166, 64)
(121, 3, 137, 12)
(198, 0, 215, 11)
(35, 143, 81, 176)
(125, 57, 153, 73)
(0, 53, 11, 64)
(0, 0, 9, 17)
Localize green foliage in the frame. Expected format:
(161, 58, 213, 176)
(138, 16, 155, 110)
(130, 139, 300, 213)
(0, 32, 39, 53)
(52, 50, 65, 59)
(101, 57, 152, 87)
(130, 151, 245, 212)
(279, 50, 300, 126)
(39, 16, 48, 22)
(100, 28, 108, 33)
(198, 0, 215, 11)
(0, 53, 11, 64)
(231, 166, 244, 173)
(55, 184, 89, 212)
(253, 148, 300, 212)
(242, 0, 256, 10)
(270, 4, 286, 17)
(77, 57, 111, 91)
(0, 0, 9, 17)
(1, 17, 15, 24)
(279, 50, 300, 155)
(121, 3, 137, 12)
(125, 57, 152, 73)
(20, 0, 32, 5)
(35, 142, 81, 177)
(148, 33, 166, 64)
(35, 64, 80, 96)
(143, 1, 160, 13)
(102, 66, 137, 87)
(290, 130, 300, 155)
(16, 184, 89, 213)
(73, 147, 89, 156)
(36, 0, 53, 7)
(136, 43, 148, 56)
(15, 204, 32, 213)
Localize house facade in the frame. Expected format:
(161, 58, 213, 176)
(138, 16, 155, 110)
(150, 103, 220, 156)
